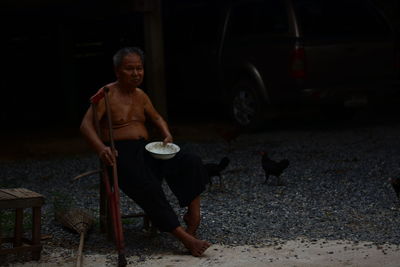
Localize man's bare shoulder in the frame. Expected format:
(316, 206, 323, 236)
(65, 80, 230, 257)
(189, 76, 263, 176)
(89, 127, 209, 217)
(134, 88, 150, 100)
(106, 82, 118, 91)
(134, 87, 146, 94)
(91, 82, 116, 103)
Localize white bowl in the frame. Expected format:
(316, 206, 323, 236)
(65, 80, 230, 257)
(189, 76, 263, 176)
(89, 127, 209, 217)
(145, 142, 180, 160)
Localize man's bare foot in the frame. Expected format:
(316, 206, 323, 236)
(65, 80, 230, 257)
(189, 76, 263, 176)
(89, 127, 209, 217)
(171, 226, 211, 257)
(183, 212, 200, 237)
(183, 237, 211, 257)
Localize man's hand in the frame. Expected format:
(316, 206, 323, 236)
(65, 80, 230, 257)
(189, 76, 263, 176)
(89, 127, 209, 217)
(99, 146, 118, 166)
(163, 135, 173, 145)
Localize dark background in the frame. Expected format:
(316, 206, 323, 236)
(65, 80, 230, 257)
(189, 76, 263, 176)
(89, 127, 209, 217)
(1, 0, 145, 129)
(0, 0, 399, 131)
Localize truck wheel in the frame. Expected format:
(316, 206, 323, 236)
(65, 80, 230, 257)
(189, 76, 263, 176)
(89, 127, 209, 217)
(230, 80, 264, 129)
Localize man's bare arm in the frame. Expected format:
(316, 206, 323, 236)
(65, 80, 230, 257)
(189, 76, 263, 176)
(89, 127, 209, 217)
(80, 106, 116, 165)
(143, 93, 173, 143)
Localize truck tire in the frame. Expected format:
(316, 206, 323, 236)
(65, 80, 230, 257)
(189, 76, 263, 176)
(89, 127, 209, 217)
(229, 79, 264, 129)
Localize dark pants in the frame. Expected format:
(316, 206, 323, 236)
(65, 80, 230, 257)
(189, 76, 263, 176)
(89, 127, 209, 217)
(113, 139, 207, 232)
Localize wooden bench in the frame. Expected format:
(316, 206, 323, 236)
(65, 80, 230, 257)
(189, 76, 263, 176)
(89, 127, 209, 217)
(0, 188, 44, 260)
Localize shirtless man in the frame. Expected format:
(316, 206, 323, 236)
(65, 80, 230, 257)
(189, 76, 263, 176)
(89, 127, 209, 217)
(80, 47, 211, 256)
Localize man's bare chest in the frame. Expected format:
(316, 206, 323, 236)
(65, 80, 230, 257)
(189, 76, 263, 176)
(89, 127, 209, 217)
(109, 96, 145, 124)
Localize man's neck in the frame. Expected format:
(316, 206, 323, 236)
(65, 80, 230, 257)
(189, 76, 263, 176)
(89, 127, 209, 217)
(116, 81, 135, 94)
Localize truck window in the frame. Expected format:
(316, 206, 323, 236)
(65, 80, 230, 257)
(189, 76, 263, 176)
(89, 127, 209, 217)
(293, 0, 391, 38)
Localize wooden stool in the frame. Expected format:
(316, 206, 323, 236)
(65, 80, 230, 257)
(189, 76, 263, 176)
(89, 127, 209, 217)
(0, 188, 44, 260)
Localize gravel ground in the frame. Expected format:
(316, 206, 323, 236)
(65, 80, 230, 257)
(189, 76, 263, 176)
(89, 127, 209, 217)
(1, 111, 400, 266)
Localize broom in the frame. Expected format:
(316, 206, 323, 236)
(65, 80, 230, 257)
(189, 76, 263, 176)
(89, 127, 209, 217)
(56, 208, 94, 267)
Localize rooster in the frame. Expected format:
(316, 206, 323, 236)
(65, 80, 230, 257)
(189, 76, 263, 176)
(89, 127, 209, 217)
(260, 151, 289, 186)
(389, 177, 400, 200)
(204, 157, 230, 189)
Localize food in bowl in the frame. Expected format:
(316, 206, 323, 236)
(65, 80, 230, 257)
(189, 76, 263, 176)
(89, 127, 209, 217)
(145, 142, 180, 160)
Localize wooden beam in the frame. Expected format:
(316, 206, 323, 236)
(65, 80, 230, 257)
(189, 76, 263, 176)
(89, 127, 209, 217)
(143, 0, 168, 118)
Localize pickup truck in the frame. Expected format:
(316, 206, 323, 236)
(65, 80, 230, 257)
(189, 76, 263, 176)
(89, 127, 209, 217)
(163, 0, 400, 128)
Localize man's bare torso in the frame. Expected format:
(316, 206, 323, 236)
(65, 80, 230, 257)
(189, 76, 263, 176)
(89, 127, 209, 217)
(99, 83, 149, 141)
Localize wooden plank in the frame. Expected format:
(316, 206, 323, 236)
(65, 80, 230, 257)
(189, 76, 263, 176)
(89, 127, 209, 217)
(0, 189, 44, 209)
(0, 190, 19, 200)
(0, 188, 43, 200)
(0, 198, 44, 209)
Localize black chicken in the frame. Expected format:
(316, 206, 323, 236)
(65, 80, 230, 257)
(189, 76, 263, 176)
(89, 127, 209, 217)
(204, 157, 230, 188)
(389, 177, 400, 200)
(260, 151, 289, 186)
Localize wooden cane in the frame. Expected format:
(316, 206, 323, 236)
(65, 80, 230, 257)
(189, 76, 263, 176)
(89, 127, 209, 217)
(103, 86, 127, 267)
